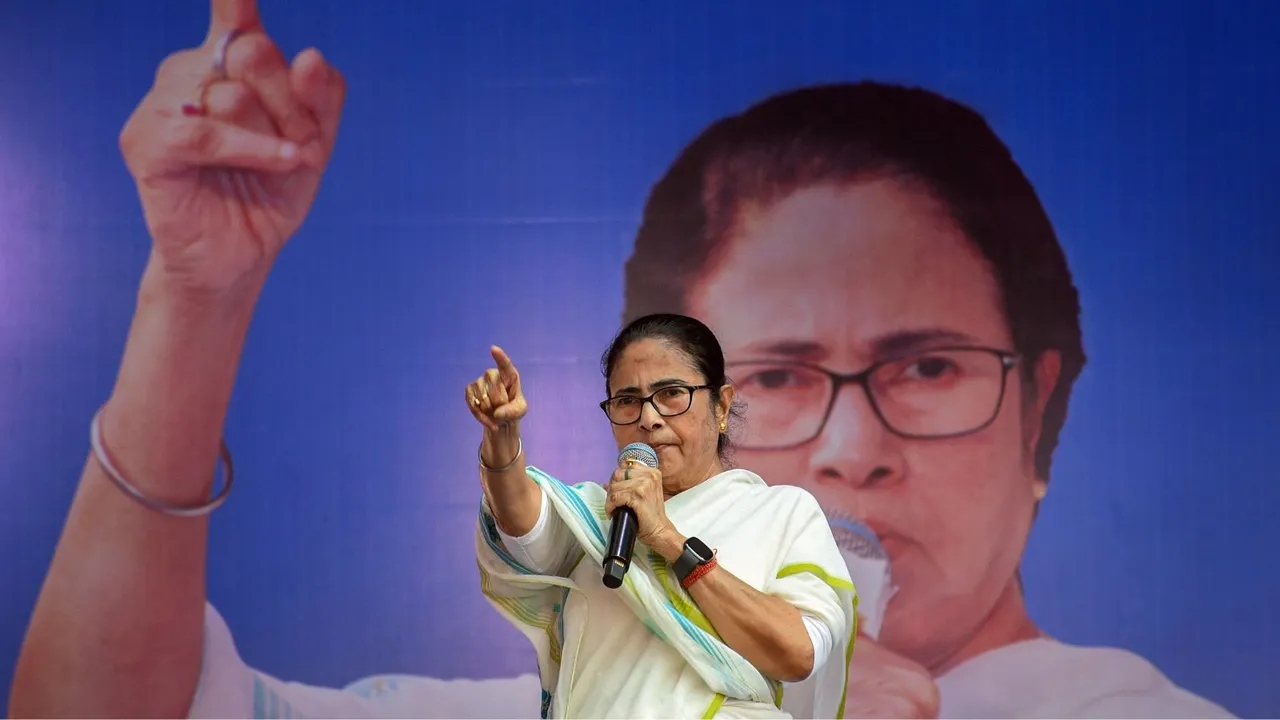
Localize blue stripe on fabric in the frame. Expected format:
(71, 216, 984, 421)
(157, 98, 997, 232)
(665, 605, 729, 665)
(253, 676, 269, 718)
(252, 674, 305, 719)
(529, 468, 607, 545)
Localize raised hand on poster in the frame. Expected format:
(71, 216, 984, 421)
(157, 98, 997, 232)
(119, 0, 346, 298)
(842, 633, 940, 718)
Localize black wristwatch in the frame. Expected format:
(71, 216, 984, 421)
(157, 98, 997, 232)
(672, 537, 715, 584)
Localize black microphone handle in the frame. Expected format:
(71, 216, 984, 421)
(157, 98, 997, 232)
(602, 506, 639, 589)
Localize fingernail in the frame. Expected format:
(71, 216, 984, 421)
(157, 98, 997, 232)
(279, 142, 299, 160)
(181, 103, 205, 117)
(314, 49, 332, 78)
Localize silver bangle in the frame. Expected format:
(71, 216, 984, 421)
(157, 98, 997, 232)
(479, 437, 523, 473)
(90, 407, 234, 518)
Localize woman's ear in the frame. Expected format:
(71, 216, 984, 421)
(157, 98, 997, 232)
(716, 384, 736, 426)
(1022, 350, 1062, 477)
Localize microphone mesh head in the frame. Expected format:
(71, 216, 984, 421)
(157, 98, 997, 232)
(618, 442, 659, 469)
(827, 508, 888, 561)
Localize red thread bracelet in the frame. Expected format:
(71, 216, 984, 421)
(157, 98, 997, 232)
(681, 556, 718, 589)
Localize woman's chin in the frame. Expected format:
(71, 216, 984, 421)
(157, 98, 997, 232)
(878, 589, 933, 647)
(653, 444, 680, 465)
(877, 606, 944, 665)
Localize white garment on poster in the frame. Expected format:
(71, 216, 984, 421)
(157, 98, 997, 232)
(190, 603, 544, 719)
(934, 638, 1234, 719)
(189, 605, 1233, 719)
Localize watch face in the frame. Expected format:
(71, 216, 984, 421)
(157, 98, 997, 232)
(687, 537, 713, 563)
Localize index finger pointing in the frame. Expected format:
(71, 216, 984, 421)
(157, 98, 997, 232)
(209, 0, 262, 38)
(490, 346, 517, 377)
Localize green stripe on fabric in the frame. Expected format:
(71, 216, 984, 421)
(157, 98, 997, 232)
(649, 550, 722, 642)
(775, 562, 859, 717)
(701, 692, 727, 718)
(478, 562, 565, 663)
(775, 562, 855, 591)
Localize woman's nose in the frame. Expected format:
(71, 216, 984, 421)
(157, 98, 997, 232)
(808, 386, 904, 489)
(638, 400, 665, 431)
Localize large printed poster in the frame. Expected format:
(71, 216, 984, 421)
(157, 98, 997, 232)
(1, 0, 1276, 717)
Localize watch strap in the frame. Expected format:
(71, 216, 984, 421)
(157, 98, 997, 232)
(672, 537, 713, 583)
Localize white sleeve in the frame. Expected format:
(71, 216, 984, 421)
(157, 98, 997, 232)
(765, 567, 846, 680)
(492, 487, 579, 575)
(190, 603, 544, 719)
(801, 613, 835, 681)
(189, 603, 380, 718)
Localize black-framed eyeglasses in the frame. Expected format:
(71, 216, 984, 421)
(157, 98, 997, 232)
(726, 346, 1020, 451)
(599, 385, 713, 426)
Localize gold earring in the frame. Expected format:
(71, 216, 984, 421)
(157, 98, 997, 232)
(719, 421, 727, 433)
(1032, 481, 1048, 501)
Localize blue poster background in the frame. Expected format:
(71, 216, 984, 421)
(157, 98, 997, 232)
(1, 0, 1276, 716)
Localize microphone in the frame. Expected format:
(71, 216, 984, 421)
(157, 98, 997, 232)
(603, 442, 659, 589)
(827, 509, 895, 639)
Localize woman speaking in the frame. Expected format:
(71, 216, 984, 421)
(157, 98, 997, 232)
(468, 314, 856, 718)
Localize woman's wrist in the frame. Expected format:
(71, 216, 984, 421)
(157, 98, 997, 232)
(138, 252, 267, 323)
(99, 266, 261, 504)
(481, 422, 522, 469)
(649, 526, 688, 564)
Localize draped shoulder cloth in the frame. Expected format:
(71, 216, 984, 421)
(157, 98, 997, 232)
(476, 466, 857, 719)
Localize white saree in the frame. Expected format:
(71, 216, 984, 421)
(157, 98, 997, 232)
(476, 466, 857, 719)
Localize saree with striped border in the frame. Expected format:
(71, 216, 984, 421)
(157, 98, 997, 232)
(476, 466, 857, 719)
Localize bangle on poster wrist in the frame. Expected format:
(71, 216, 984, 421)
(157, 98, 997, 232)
(90, 406, 234, 518)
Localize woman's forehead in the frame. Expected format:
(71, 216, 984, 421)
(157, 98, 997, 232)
(688, 181, 1010, 364)
(609, 339, 704, 393)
